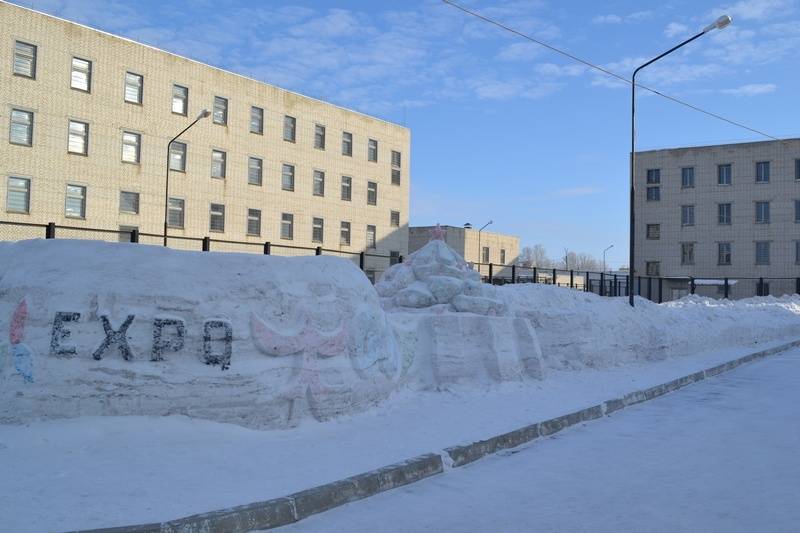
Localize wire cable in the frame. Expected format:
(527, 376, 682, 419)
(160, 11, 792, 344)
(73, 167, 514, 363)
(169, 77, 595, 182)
(442, 0, 784, 142)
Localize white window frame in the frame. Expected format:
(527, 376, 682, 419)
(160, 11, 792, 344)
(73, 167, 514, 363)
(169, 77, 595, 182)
(211, 149, 226, 179)
(341, 176, 352, 201)
(247, 208, 261, 236)
(646, 224, 660, 240)
(119, 190, 140, 214)
(755, 161, 770, 183)
(368, 138, 378, 162)
(121, 131, 141, 163)
(366, 225, 377, 249)
(65, 184, 87, 219)
(681, 205, 694, 226)
(282, 163, 295, 191)
(390, 210, 400, 227)
(9, 109, 33, 146)
(283, 115, 296, 142)
(681, 243, 694, 265)
(169, 141, 186, 172)
(718, 203, 732, 225)
(718, 164, 732, 185)
(718, 242, 732, 266)
(312, 217, 324, 243)
(755, 201, 770, 224)
(213, 96, 228, 125)
(340, 221, 351, 246)
(281, 213, 294, 240)
(68, 120, 89, 155)
(124, 72, 143, 104)
(250, 106, 263, 134)
(314, 124, 326, 150)
(172, 84, 188, 116)
(313, 170, 325, 197)
(342, 131, 353, 156)
(248, 156, 263, 186)
(367, 181, 378, 206)
(681, 167, 694, 189)
(13, 41, 37, 78)
(6, 176, 30, 213)
(70, 57, 92, 92)
(209, 203, 225, 232)
(755, 241, 770, 265)
(167, 197, 185, 228)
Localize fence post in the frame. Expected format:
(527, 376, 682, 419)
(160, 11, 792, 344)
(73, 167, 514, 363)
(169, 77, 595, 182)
(45, 222, 56, 239)
(202, 237, 210, 252)
(552, 268, 557, 286)
(600, 272, 605, 296)
(724, 277, 729, 299)
(758, 277, 764, 296)
(585, 272, 590, 292)
(129, 229, 139, 243)
(690, 277, 695, 295)
(658, 277, 663, 304)
(488, 263, 494, 284)
(263, 241, 271, 255)
(511, 265, 516, 284)
(569, 270, 574, 289)
(796, 278, 800, 295)
(399, 255, 404, 264)
(315, 246, 322, 256)
(532, 267, 538, 283)
(637, 276, 642, 296)
(647, 277, 652, 301)
(613, 274, 618, 296)
(359, 252, 365, 271)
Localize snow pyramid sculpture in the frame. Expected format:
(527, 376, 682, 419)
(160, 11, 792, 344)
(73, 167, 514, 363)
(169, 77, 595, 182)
(377, 227, 545, 388)
(376, 226, 506, 315)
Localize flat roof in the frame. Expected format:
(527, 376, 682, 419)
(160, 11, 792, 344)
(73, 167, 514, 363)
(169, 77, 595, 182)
(3, 0, 409, 131)
(636, 136, 800, 156)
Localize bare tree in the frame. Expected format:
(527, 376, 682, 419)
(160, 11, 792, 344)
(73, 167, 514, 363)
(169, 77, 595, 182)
(520, 244, 552, 268)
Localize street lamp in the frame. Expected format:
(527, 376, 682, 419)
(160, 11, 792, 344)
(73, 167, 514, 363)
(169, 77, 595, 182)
(603, 244, 614, 273)
(477, 220, 493, 274)
(629, 14, 731, 306)
(163, 109, 211, 246)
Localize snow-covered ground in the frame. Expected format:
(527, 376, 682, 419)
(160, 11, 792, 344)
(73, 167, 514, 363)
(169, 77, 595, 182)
(0, 340, 795, 532)
(279, 350, 800, 533)
(3, 238, 800, 531)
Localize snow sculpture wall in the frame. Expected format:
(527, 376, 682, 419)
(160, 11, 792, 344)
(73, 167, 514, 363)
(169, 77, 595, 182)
(0, 240, 400, 429)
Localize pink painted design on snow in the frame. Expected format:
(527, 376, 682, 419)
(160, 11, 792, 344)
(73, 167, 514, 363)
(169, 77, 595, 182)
(250, 313, 348, 358)
(10, 299, 27, 345)
(429, 224, 446, 241)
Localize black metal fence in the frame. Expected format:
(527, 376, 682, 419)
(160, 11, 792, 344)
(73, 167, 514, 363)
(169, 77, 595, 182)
(3, 220, 799, 301)
(0, 221, 400, 284)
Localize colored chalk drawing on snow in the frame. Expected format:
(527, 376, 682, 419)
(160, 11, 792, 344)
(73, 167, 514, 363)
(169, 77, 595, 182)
(8, 299, 34, 383)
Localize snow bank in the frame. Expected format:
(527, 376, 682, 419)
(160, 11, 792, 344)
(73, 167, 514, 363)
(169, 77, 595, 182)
(0, 240, 400, 428)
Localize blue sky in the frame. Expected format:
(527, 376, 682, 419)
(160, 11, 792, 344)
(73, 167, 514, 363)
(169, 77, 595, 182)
(16, 0, 800, 268)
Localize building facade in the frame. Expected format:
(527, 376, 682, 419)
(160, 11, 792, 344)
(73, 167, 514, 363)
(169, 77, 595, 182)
(1, 1, 410, 277)
(635, 138, 800, 299)
(409, 225, 520, 277)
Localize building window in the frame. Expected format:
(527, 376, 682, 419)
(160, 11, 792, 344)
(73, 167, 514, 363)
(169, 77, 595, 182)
(391, 150, 402, 185)
(646, 169, 660, 184)
(681, 167, 694, 189)
(482, 247, 490, 263)
(796, 241, 800, 264)
(314, 124, 326, 150)
(68, 120, 89, 155)
(342, 131, 353, 156)
(312, 217, 324, 243)
(500, 249, 506, 264)
(717, 164, 732, 185)
(119, 191, 140, 214)
(211, 150, 226, 179)
(281, 213, 294, 240)
(646, 186, 660, 201)
(755, 201, 770, 224)
(124, 72, 143, 104)
(247, 208, 261, 236)
(755, 241, 770, 265)
(121, 131, 141, 163)
(646, 224, 660, 239)
(390, 210, 400, 227)
(681, 205, 695, 226)
(283, 115, 296, 142)
(13, 41, 37, 78)
(718, 242, 732, 265)
(6, 177, 30, 213)
(390, 251, 401, 266)
(250, 106, 263, 134)
(646, 261, 660, 276)
(212, 96, 228, 125)
(368, 139, 378, 162)
(796, 159, 800, 181)
(169, 141, 186, 172)
(65, 184, 86, 219)
(172, 85, 188, 115)
(680, 243, 694, 265)
(313, 170, 325, 196)
(70, 57, 91, 92)
(795, 200, 800, 223)
(366, 225, 377, 249)
(718, 203, 732, 225)
(248, 157, 263, 186)
(282, 164, 295, 191)
(341, 176, 352, 201)
(340, 221, 351, 246)
(755, 161, 770, 183)
(9, 109, 33, 146)
(209, 203, 225, 232)
(367, 181, 378, 206)
(167, 197, 184, 228)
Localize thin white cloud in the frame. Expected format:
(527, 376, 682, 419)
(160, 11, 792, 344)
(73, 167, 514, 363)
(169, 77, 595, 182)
(497, 42, 542, 62)
(664, 22, 689, 38)
(553, 186, 605, 198)
(722, 83, 777, 96)
(593, 14, 623, 24)
(593, 11, 652, 24)
(710, 0, 794, 21)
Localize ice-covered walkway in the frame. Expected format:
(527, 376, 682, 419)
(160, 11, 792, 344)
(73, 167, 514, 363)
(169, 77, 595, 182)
(281, 349, 800, 533)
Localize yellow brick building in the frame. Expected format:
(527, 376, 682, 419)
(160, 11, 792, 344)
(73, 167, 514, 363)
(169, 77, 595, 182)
(1, 1, 410, 278)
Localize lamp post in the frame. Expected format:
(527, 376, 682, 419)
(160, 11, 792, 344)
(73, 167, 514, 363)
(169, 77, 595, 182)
(164, 109, 211, 246)
(629, 14, 731, 306)
(603, 244, 614, 273)
(477, 220, 493, 274)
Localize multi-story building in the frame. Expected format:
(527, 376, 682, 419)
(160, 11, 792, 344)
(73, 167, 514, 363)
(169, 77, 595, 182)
(635, 138, 800, 299)
(409, 225, 520, 277)
(0, 1, 410, 279)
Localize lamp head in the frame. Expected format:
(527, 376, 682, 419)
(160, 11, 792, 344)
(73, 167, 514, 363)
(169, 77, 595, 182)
(704, 14, 732, 33)
(198, 109, 211, 119)
(464, 222, 473, 229)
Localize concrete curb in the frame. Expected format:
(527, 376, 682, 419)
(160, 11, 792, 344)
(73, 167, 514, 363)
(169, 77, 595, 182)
(72, 338, 800, 533)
